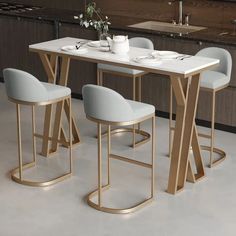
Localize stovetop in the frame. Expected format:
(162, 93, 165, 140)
(0, 2, 41, 14)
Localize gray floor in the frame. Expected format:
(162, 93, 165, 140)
(0, 82, 236, 236)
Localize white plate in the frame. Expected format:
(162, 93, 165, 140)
(151, 51, 179, 59)
(133, 56, 162, 65)
(87, 41, 101, 48)
(61, 45, 88, 54)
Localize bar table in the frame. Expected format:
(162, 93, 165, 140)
(29, 37, 219, 194)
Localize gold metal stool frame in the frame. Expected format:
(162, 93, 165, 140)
(169, 84, 227, 168)
(9, 95, 73, 187)
(97, 69, 150, 148)
(86, 113, 155, 214)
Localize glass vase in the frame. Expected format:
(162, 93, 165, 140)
(99, 28, 110, 47)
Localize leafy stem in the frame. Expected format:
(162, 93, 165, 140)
(80, 1, 111, 32)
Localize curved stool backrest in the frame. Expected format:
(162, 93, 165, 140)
(82, 85, 134, 122)
(196, 47, 232, 79)
(129, 37, 154, 50)
(3, 68, 47, 103)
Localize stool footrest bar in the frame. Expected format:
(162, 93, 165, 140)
(109, 154, 152, 168)
(100, 127, 151, 148)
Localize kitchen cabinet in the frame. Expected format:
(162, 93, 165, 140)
(0, 15, 54, 81)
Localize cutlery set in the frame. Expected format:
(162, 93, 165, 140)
(62, 41, 192, 62)
(135, 53, 192, 62)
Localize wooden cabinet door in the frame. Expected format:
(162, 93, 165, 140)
(0, 16, 54, 81)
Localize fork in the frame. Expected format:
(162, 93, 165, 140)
(179, 55, 192, 60)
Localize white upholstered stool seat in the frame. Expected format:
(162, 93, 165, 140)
(4, 68, 71, 103)
(41, 82, 71, 101)
(200, 70, 229, 89)
(83, 85, 156, 214)
(196, 47, 232, 167)
(127, 100, 155, 120)
(3, 68, 73, 187)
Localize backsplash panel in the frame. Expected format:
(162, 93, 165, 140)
(2, 0, 236, 29)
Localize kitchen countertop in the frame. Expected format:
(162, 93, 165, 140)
(0, 7, 236, 47)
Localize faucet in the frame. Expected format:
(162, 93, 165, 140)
(168, 0, 183, 25)
(178, 0, 183, 25)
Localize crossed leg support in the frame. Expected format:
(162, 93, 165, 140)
(167, 75, 205, 194)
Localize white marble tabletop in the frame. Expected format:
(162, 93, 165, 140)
(29, 37, 219, 78)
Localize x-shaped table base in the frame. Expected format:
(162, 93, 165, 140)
(167, 75, 205, 194)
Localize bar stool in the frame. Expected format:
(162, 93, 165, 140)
(83, 85, 155, 214)
(97, 37, 154, 148)
(169, 47, 232, 167)
(3, 68, 73, 186)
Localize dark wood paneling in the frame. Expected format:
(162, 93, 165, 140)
(4, 0, 84, 10)
(197, 87, 235, 126)
(0, 16, 54, 81)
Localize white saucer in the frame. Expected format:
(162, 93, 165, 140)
(61, 45, 88, 54)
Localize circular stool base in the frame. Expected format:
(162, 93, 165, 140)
(11, 161, 72, 187)
(87, 184, 153, 214)
(201, 145, 226, 168)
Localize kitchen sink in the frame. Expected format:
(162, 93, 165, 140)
(128, 21, 207, 35)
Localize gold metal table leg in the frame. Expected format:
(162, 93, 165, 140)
(167, 75, 205, 194)
(39, 54, 57, 157)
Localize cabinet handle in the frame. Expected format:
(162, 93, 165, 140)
(198, 41, 203, 46)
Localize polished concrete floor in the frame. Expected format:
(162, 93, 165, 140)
(0, 83, 236, 236)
